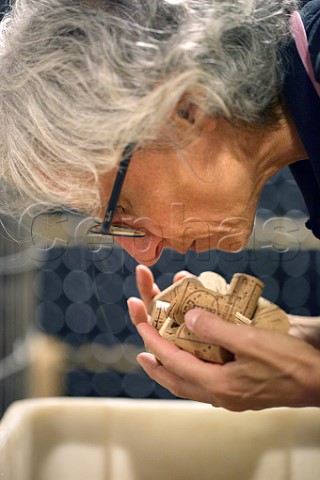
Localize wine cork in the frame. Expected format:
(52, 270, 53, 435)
(198, 271, 228, 294)
(150, 271, 288, 364)
(166, 278, 208, 325)
(252, 298, 290, 333)
(152, 277, 201, 304)
(159, 317, 180, 344)
(235, 312, 256, 326)
(174, 323, 234, 364)
(228, 273, 264, 320)
(167, 275, 263, 325)
(150, 300, 170, 330)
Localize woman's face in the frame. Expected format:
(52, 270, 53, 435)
(97, 116, 274, 266)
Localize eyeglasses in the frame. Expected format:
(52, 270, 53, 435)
(89, 143, 145, 238)
(27, 144, 145, 248)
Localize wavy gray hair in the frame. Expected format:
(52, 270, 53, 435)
(0, 0, 297, 214)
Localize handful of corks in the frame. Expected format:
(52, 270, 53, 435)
(149, 272, 289, 364)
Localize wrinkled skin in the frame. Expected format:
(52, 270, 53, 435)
(128, 265, 320, 411)
(97, 107, 306, 265)
(98, 104, 319, 410)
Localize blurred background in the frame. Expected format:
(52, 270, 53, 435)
(1, 166, 319, 417)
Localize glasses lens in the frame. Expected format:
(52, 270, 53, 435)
(89, 223, 145, 238)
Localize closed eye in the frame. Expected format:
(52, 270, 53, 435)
(116, 204, 127, 215)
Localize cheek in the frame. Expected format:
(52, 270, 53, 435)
(126, 215, 165, 236)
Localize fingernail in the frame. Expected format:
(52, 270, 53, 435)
(127, 298, 137, 318)
(185, 309, 202, 331)
(136, 352, 158, 368)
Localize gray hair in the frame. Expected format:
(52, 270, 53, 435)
(0, 0, 297, 214)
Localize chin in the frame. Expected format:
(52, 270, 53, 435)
(190, 230, 251, 253)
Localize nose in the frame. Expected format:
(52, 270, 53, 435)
(115, 233, 164, 266)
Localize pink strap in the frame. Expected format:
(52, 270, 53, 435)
(290, 11, 320, 97)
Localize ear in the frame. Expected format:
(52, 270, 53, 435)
(174, 96, 218, 133)
(177, 101, 196, 125)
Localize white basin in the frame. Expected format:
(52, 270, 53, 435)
(0, 398, 320, 480)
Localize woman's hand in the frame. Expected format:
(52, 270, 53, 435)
(134, 264, 194, 313)
(128, 265, 320, 411)
(128, 266, 320, 411)
(134, 265, 320, 349)
(129, 303, 320, 410)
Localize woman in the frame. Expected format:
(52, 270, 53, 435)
(0, 0, 319, 409)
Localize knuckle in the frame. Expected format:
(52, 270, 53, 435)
(238, 326, 259, 351)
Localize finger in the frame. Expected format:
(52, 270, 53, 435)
(136, 352, 214, 404)
(184, 308, 298, 360)
(184, 308, 266, 356)
(136, 322, 225, 388)
(127, 297, 150, 326)
(136, 264, 160, 312)
(173, 270, 195, 283)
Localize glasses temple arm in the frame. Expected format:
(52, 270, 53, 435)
(100, 143, 136, 234)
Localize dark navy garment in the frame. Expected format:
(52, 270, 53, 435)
(0, 0, 10, 21)
(284, 0, 320, 238)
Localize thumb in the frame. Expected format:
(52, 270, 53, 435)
(184, 308, 249, 354)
